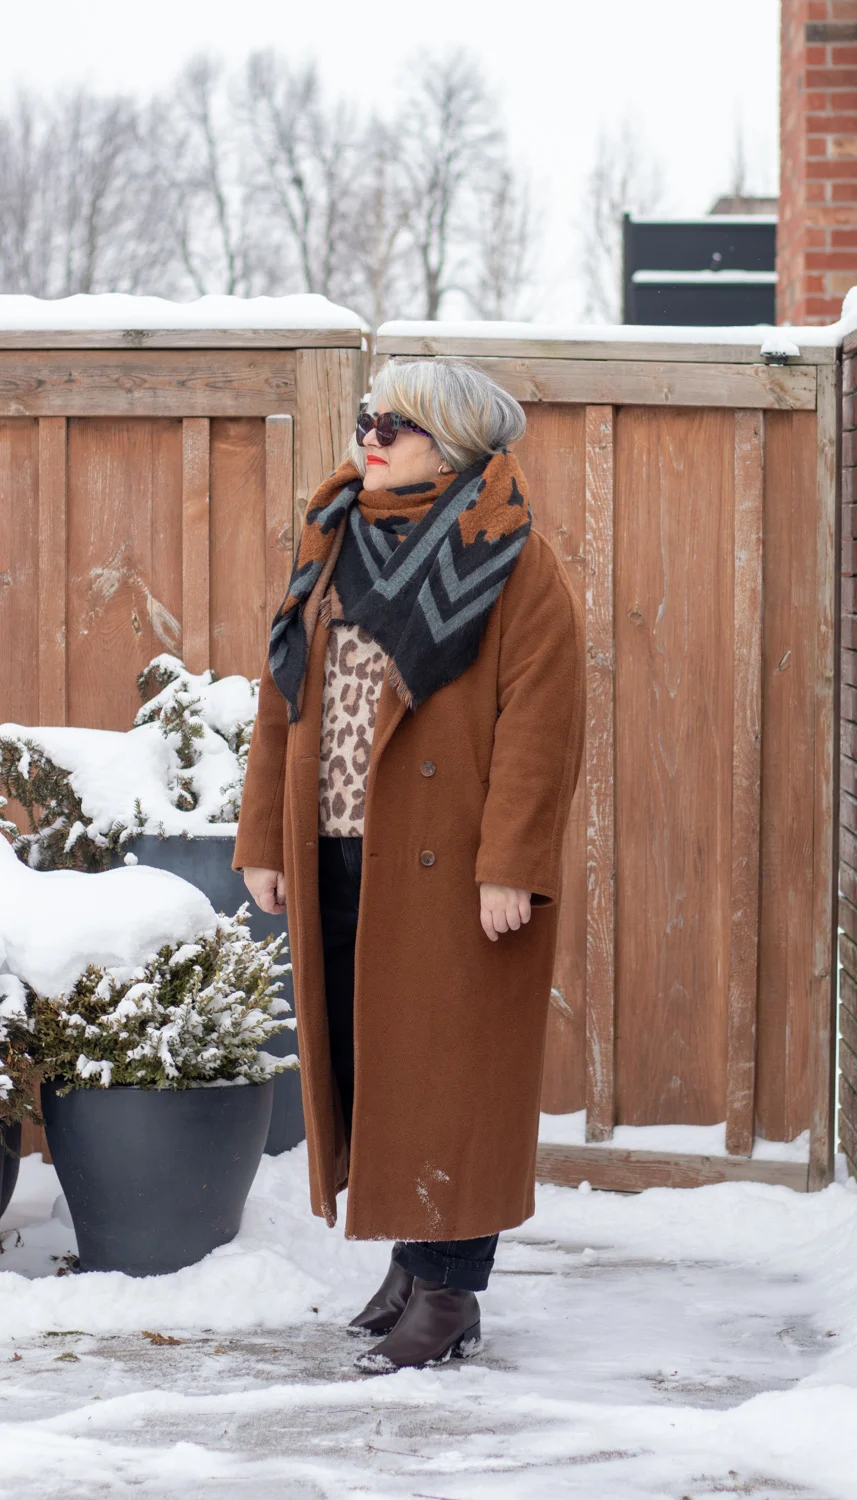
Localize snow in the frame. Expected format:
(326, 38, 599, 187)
(761, 331, 803, 359)
(378, 283, 857, 349)
(539, 1110, 810, 1163)
(378, 315, 807, 345)
(188, 673, 258, 741)
(1, 715, 250, 849)
(630, 214, 779, 226)
(1, 1147, 857, 1497)
(1, 720, 241, 840)
(0, 292, 367, 331)
(0, 834, 216, 995)
(1, 659, 264, 845)
(631, 269, 778, 283)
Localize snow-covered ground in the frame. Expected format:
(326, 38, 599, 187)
(2, 1148, 857, 1499)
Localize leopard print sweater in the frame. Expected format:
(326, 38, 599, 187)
(317, 584, 388, 836)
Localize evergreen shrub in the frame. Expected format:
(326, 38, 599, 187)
(30, 907, 295, 1093)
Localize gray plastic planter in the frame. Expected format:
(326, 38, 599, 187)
(0, 1121, 21, 1219)
(117, 834, 304, 1155)
(42, 1078, 274, 1275)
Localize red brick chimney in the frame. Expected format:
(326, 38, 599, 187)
(778, 0, 857, 323)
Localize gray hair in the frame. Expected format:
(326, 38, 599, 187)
(347, 356, 527, 475)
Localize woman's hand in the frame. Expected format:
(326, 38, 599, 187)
(243, 867, 287, 916)
(479, 883, 531, 941)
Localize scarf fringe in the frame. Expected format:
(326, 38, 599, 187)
(386, 657, 415, 709)
(319, 583, 414, 708)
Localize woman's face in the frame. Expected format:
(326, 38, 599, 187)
(360, 400, 448, 490)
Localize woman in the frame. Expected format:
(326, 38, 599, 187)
(233, 356, 586, 1374)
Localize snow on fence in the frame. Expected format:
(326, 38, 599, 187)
(376, 315, 844, 1194)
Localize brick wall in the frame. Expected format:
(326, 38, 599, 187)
(778, 0, 857, 324)
(841, 332, 857, 1177)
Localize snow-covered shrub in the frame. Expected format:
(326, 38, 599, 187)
(0, 971, 36, 1127)
(136, 654, 258, 824)
(0, 739, 136, 872)
(0, 654, 259, 870)
(30, 906, 295, 1093)
(0, 796, 16, 843)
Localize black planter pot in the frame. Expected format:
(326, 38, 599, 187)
(0, 1121, 21, 1220)
(118, 834, 303, 1156)
(42, 1078, 274, 1275)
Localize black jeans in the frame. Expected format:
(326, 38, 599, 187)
(317, 833, 498, 1292)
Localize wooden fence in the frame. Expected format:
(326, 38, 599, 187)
(0, 326, 366, 730)
(1, 316, 844, 1194)
(377, 329, 841, 1194)
(0, 315, 368, 1161)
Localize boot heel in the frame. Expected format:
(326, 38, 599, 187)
(451, 1321, 482, 1358)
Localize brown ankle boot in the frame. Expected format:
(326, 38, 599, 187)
(347, 1248, 414, 1337)
(353, 1276, 482, 1373)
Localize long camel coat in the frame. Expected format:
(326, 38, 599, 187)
(233, 510, 586, 1242)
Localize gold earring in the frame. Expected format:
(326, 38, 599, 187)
(438, 463, 448, 474)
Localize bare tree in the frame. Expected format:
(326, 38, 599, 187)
(0, 94, 54, 294)
(578, 118, 665, 323)
(395, 53, 502, 320)
(347, 117, 415, 327)
(151, 56, 266, 297)
(240, 50, 363, 302)
(468, 161, 534, 320)
(0, 89, 171, 297)
(0, 50, 541, 323)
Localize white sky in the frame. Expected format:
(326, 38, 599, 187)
(0, 0, 780, 320)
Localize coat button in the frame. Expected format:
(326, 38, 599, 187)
(419, 850, 436, 866)
(420, 760, 436, 777)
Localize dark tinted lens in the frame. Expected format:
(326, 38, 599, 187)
(374, 412, 401, 446)
(355, 411, 374, 447)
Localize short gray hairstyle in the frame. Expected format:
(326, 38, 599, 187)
(347, 356, 527, 475)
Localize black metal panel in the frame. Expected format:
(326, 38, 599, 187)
(628, 281, 776, 327)
(622, 213, 777, 326)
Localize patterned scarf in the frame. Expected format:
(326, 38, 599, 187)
(268, 448, 532, 722)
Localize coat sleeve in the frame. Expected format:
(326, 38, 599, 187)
(231, 656, 290, 873)
(474, 531, 586, 906)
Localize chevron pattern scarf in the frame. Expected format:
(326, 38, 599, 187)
(269, 448, 532, 723)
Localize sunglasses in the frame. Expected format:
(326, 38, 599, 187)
(355, 409, 432, 447)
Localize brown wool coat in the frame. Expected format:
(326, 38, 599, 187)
(233, 515, 586, 1242)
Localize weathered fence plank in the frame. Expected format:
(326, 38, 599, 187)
(518, 404, 587, 1115)
(405, 357, 817, 411)
(294, 348, 364, 536)
(181, 418, 211, 675)
(809, 362, 841, 1189)
(584, 405, 616, 1143)
(0, 351, 297, 417)
(210, 421, 267, 680)
(37, 418, 67, 725)
(0, 329, 363, 351)
(375, 333, 836, 366)
(265, 414, 295, 626)
(613, 407, 735, 1126)
(725, 410, 764, 1156)
(535, 1142, 808, 1192)
(756, 412, 818, 1143)
(0, 420, 39, 724)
